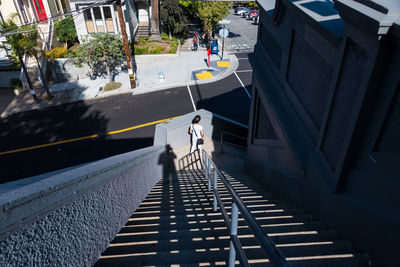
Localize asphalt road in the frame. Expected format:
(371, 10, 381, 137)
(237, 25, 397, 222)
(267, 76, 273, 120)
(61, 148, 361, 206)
(0, 53, 253, 183)
(224, 12, 259, 52)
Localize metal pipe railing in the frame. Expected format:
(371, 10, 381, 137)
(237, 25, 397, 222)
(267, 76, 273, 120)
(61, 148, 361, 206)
(202, 150, 290, 267)
(220, 131, 247, 153)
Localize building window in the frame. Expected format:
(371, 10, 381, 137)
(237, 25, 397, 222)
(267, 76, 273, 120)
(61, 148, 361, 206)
(17, 0, 29, 23)
(103, 6, 114, 32)
(84, 9, 95, 33)
(93, 7, 104, 32)
(82, 5, 116, 34)
(54, 0, 61, 14)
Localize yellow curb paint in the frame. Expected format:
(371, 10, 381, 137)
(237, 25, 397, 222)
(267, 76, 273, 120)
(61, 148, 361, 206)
(0, 116, 179, 156)
(106, 116, 179, 135)
(195, 72, 213, 80)
(217, 61, 230, 68)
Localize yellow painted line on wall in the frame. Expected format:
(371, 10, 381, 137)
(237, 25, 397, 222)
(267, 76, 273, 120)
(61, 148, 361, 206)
(195, 72, 213, 80)
(0, 116, 179, 156)
(217, 61, 230, 68)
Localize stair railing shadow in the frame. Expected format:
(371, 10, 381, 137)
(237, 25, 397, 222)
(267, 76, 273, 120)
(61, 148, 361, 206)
(201, 149, 290, 267)
(178, 149, 207, 187)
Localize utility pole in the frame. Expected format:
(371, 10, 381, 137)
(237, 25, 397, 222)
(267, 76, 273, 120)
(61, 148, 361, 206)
(116, 0, 136, 88)
(150, 0, 160, 39)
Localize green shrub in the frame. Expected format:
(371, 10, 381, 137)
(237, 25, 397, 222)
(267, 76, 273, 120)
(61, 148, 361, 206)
(171, 41, 178, 49)
(45, 47, 67, 60)
(66, 48, 78, 58)
(149, 46, 164, 54)
(161, 32, 169, 40)
(172, 37, 184, 45)
(10, 78, 23, 90)
(104, 81, 122, 91)
(168, 48, 177, 54)
(54, 16, 77, 44)
(136, 37, 149, 45)
(135, 47, 149, 55)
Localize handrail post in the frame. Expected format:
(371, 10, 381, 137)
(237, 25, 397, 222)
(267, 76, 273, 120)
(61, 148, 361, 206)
(207, 158, 211, 191)
(202, 150, 205, 169)
(213, 169, 218, 211)
(205, 154, 209, 188)
(229, 203, 239, 267)
(221, 131, 224, 154)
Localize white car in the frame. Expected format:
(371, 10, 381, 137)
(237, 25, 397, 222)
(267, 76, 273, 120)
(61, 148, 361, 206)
(234, 7, 249, 16)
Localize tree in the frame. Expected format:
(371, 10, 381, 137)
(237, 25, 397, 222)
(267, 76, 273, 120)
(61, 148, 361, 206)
(54, 16, 77, 47)
(196, 2, 231, 37)
(0, 14, 39, 103)
(21, 29, 53, 98)
(73, 33, 124, 83)
(151, 0, 161, 39)
(160, 0, 189, 37)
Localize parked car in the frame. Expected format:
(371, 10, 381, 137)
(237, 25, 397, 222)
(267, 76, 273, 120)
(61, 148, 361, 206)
(247, 10, 259, 20)
(234, 7, 248, 15)
(253, 14, 260, 24)
(241, 9, 251, 18)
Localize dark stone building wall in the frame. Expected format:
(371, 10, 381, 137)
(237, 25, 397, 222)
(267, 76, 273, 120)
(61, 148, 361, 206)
(246, 0, 400, 265)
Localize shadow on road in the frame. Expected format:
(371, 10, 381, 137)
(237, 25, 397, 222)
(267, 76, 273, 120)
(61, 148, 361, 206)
(0, 100, 155, 184)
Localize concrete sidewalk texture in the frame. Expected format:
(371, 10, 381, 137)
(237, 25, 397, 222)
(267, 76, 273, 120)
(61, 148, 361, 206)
(0, 49, 238, 118)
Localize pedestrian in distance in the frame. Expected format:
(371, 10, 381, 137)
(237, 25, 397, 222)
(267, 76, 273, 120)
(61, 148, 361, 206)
(193, 33, 199, 51)
(189, 115, 204, 154)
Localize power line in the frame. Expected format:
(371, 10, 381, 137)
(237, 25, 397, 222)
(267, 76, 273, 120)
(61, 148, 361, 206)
(0, 0, 115, 38)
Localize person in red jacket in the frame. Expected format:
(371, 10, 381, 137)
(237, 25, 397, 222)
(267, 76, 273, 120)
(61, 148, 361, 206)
(193, 33, 199, 51)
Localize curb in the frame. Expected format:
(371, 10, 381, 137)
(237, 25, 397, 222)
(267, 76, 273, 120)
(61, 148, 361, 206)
(131, 54, 239, 96)
(0, 54, 239, 118)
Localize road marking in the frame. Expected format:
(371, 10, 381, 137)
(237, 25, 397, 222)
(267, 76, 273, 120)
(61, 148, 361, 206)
(195, 72, 213, 80)
(234, 71, 251, 98)
(217, 61, 230, 68)
(187, 85, 197, 111)
(235, 70, 253, 73)
(0, 117, 179, 156)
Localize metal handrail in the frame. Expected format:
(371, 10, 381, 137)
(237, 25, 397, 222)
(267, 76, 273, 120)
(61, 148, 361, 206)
(202, 150, 290, 267)
(220, 131, 247, 153)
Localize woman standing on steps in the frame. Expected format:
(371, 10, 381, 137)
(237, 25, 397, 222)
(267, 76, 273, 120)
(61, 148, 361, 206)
(189, 115, 204, 154)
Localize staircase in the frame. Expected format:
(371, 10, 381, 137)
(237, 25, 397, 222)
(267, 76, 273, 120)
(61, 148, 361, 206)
(136, 22, 150, 38)
(94, 145, 371, 266)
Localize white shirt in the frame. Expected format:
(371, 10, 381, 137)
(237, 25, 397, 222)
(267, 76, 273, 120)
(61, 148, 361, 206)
(191, 124, 203, 141)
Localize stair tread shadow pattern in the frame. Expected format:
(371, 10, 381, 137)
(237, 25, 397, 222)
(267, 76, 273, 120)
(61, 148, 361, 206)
(94, 162, 370, 266)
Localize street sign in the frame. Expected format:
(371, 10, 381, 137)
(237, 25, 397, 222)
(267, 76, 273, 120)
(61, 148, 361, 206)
(218, 19, 230, 25)
(219, 28, 229, 38)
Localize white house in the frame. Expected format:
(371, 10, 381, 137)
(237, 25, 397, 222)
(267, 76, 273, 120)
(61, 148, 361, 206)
(69, 0, 140, 41)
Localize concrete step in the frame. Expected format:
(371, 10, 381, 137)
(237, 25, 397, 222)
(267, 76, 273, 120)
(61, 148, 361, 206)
(120, 220, 323, 236)
(129, 207, 307, 221)
(135, 201, 297, 215)
(95, 248, 244, 267)
(96, 164, 369, 266)
(125, 213, 314, 230)
(102, 236, 352, 260)
(96, 243, 366, 267)
(112, 224, 333, 246)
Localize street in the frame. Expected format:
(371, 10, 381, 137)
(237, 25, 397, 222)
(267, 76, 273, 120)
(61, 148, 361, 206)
(224, 12, 258, 52)
(0, 53, 253, 183)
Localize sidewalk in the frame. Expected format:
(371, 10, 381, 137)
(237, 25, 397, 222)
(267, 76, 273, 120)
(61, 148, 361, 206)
(0, 47, 238, 118)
